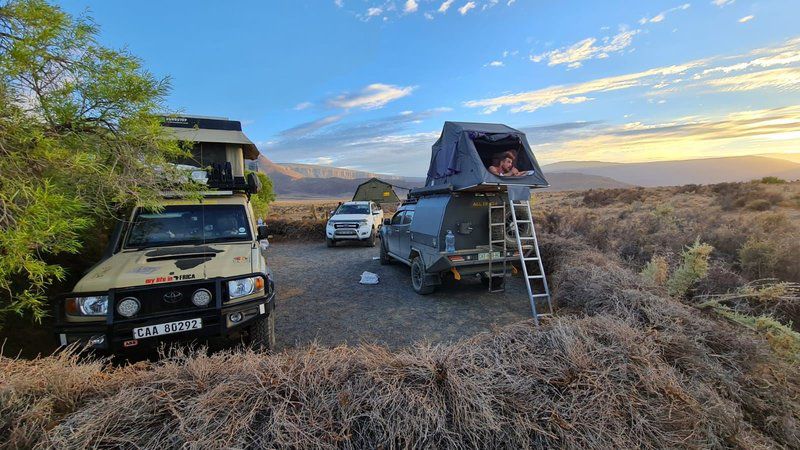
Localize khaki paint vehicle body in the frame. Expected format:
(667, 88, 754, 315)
(56, 193, 276, 351)
(55, 115, 276, 352)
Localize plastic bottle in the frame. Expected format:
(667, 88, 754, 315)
(445, 230, 456, 253)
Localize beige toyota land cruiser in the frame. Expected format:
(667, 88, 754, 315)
(54, 115, 277, 352)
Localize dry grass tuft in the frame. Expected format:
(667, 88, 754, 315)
(2, 236, 798, 449)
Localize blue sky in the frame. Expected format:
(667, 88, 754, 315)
(57, 0, 800, 176)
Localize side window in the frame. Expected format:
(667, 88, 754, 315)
(391, 211, 405, 225)
(402, 210, 414, 225)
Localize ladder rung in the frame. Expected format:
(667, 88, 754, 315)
(489, 223, 505, 227)
(517, 237, 535, 240)
(522, 257, 539, 261)
(531, 293, 550, 298)
(537, 313, 553, 317)
(527, 275, 545, 279)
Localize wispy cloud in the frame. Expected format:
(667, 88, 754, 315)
(530, 106, 800, 163)
(334, 0, 344, 7)
(531, 27, 640, 68)
(278, 115, 344, 138)
(639, 3, 691, 24)
(328, 83, 415, 110)
(706, 67, 800, 92)
(738, 15, 754, 23)
(465, 61, 703, 113)
(471, 37, 800, 114)
(485, 60, 504, 67)
(403, 0, 418, 13)
(438, 0, 454, 13)
(458, 2, 476, 15)
(265, 108, 451, 174)
(712, 0, 734, 6)
(293, 101, 313, 111)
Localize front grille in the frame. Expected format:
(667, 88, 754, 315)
(114, 281, 216, 319)
(334, 222, 360, 229)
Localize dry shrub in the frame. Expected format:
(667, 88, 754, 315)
(264, 218, 326, 241)
(2, 236, 799, 449)
(640, 255, 669, 286)
(713, 182, 784, 211)
(698, 281, 800, 333)
(694, 261, 745, 295)
(581, 188, 646, 208)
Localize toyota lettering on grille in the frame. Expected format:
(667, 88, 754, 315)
(163, 291, 183, 303)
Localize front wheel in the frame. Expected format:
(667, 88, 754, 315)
(326, 238, 336, 247)
(411, 257, 435, 295)
(380, 241, 392, 265)
(249, 313, 275, 351)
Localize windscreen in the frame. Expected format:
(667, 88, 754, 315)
(336, 204, 370, 215)
(125, 204, 252, 248)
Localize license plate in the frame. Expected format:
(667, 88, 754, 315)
(132, 318, 202, 339)
(478, 252, 502, 261)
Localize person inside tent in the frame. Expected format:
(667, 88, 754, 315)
(488, 150, 523, 177)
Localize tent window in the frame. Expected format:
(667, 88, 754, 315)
(175, 142, 228, 168)
(472, 135, 534, 174)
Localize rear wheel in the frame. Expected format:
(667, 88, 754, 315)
(480, 273, 506, 290)
(249, 313, 275, 351)
(411, 257, 435, 295)
(326, 238, 336, 247)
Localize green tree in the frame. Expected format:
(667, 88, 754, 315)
(249, 172, 276, 220)
(0, 0, 188, 323)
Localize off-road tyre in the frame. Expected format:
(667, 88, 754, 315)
(366, 229, 377, 247)
(326, 238, 336, 247)
(411, 257, 435, 295)
(249, 313, 275, 351)
(380, 241, 392, 265)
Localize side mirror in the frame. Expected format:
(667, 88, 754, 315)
(373, 211, 381, 215)
(383, 218, 391, 226)
(257, 224, 269, 240)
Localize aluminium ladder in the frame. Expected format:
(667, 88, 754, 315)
(487, 200, 552, 324)
(487, 204, 509, 293)
(508, 200, 553, 326)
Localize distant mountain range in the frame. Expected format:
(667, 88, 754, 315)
(253, 153, 800, 199)
(277, 162, 410, 181)
(541, 154, 800, 187)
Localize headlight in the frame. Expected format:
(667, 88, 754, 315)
(227, 276, 265, 299)
(360, 219, 368, 225)
(117, 297, 140, 318)
(65, 296, 109, 316)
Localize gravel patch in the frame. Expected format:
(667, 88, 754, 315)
(270, 240, 534, 350)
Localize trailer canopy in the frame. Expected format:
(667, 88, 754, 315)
(353, 177, 401, 203)
(425, 121, 548, 190)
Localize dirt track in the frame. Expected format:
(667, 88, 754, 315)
(270, 240, 534, 350)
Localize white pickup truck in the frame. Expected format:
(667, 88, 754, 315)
(326, 201, 384, 247)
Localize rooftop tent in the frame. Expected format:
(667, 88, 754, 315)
(425, 121, 548, 191)
(353, 178, 401, 203)
(161, 115, 259, 178)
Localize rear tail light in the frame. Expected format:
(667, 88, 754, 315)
(448, 255, 465, 262)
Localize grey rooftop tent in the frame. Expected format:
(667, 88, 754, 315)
(424, 121, 548, 191)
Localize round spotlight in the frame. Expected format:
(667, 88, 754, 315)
(229, 312, 243, 323)
(192, 288, 212, 307)
(117, 297, 140, 318)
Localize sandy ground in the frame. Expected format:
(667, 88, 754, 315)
(270, 240, 535, 350)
